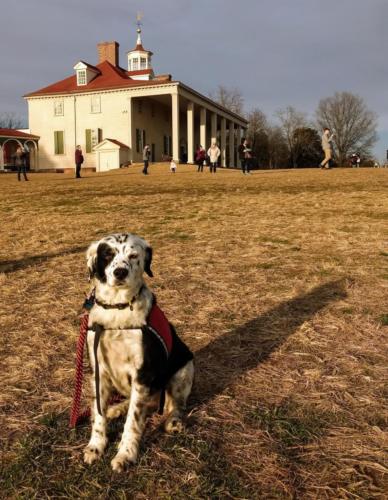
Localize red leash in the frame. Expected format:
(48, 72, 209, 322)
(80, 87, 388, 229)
(69, 310, 124, 427)
(69, 312, 90, 428)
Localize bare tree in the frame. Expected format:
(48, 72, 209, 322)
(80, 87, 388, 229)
(246, 108, 267, 144)
(246, 108, 268, 166)
(0, 112, 26, 129)
(267, 125, 288, 169)
(209, 85, 244, 115)
(316, 92, 378, 166)
(276, 106, 307, 168)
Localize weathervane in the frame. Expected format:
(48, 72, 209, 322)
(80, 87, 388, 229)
(136, 11, 143, 33)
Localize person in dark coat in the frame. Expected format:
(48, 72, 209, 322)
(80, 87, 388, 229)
(75, 145, 84, 178)
(195, 145, 206, 172)
(238, 137, 246, 174)
(15, 146, 28, 181)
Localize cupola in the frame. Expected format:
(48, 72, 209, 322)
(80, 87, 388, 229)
(127, 24, 154, 80)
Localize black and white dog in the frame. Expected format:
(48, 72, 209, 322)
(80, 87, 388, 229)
(83, 233, 194, 472)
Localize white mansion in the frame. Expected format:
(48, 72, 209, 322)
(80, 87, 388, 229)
(25, 27, 247, 172)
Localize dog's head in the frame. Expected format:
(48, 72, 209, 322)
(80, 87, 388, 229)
(86, 233, 153, 287)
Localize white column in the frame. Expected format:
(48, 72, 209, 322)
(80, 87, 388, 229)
(172, 92, 180, 162)
(236, 126, 242, 168)
(187, 101, 194, 163)
(229, 122, 235, 168)
(200, 107, 207, 150)
(127, 96, 133, 163)
(0, 146, 4, 170)
(220, 117, 226, 167)
(211, 112, 217, 144)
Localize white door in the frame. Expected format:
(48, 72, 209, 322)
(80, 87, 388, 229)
(99, 151, 117, 171)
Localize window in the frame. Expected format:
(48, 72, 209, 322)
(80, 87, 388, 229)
(132, 58, 139, 70)
(54, 100, 64, 116)
(91, 95, 101, 113)
(77, 70, 86, 86)
(140, 57, 147, 69)
(54, 131, 64, 154)
(85, 129, 102, 153)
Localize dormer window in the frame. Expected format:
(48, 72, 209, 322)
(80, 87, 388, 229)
(132, 58, 139, 70)
(77, 70, 86, 85)
(140, 57, 147, 69)
(73, 61, 100, 87)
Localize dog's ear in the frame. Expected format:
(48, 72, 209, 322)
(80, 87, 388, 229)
(144, 245, 153, 277)
(86, 241, 99, 280)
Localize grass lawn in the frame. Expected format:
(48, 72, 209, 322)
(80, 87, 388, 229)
(0, 164, 387, 498)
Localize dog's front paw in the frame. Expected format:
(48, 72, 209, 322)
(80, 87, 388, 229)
(165, 415, 184, 434)
(84, 444, 104, 465)
(111, 452, 137, 472)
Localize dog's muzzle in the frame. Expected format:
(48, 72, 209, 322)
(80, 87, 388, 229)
(113, 267, 129, 281)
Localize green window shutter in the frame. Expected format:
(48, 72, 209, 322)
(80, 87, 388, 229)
(85, 129, 92, 153)
(142, 130, 146, 148)
(58, 131, 64, 154)
(136, 129, 140, 153)
(54, 131, 64, 154)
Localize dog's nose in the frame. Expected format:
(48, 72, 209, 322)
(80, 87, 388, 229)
(113, 267, 129, 280)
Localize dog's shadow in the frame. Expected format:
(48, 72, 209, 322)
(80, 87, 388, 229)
(190, 279, 347, 408)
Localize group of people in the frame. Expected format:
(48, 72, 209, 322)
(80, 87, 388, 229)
(194, 138, 253, 174)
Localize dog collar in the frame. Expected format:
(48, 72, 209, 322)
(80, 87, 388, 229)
(88, 285, 144, 312)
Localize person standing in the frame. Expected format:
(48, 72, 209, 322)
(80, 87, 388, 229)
(207, 142, 220, 173)
(75, 145, 84, 178)
(15, 146, 28, 181)
(142, 144, 151, 175)
(320, 128, 334, 169)
(195, 145, 206, 172)
(238, 138, 246, 174)
(170, 159, 177, 173)
(243, 139, 253, 175)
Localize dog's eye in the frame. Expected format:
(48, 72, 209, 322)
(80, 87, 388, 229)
(128, 253, 138, 260)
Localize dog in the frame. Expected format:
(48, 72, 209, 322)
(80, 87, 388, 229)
(83, 233, 194, 472)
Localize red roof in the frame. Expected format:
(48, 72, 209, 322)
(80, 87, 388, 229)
(130, 43, 152, 54)
(25, 61, 172, 97)
(104, 139, 129, 149)
(0, 128, 40, 139)
(127, 68, 153, 76)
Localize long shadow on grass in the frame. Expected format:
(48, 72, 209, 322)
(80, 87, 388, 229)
(0, 245, 85, 274)
(191, 279, 346, 406)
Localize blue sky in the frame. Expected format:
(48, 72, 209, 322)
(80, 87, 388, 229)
(1, 0, 387, 161)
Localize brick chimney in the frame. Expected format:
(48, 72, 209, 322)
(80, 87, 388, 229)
(97, 41, 119, 66)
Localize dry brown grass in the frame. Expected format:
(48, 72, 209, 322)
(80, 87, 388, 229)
(0, 164, 387, 498)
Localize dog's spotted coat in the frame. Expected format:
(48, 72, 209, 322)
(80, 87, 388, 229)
(83, 233, 194, 472)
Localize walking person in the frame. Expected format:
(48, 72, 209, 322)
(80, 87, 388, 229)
(15, 145, 28, 181)
(207, 142, 220, 173)
(320, 128, 334, 169)
(195, 145, 206, 172)
(238, 138, 246, 174)
(243, 139, 253, 175)
(170, 159, 177, 173)
(75, 145, 84, 178)
(142, 144, 151, 175)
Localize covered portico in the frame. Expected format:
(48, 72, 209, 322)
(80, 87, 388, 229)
(0, 129, 40, 171)
(127, 82, 247, 166)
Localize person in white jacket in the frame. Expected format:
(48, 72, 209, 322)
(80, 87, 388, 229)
(207, 142, 221, 173)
